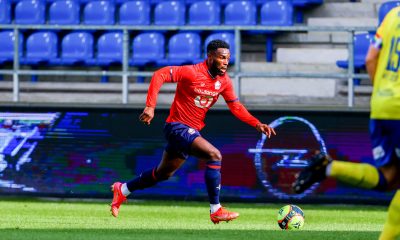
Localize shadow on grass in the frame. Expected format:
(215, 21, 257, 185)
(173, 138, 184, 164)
(1, 228, 381, 240)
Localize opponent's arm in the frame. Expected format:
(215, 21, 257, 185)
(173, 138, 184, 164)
(366, 18, 386, 85)
(365, 45, 380, 85)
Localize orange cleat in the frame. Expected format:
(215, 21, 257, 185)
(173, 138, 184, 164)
(210, 207, 239, 224)
(110, 182, 127, 217)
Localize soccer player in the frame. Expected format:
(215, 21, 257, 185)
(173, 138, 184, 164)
(110, 40, 276, 224)
(293, 7, 400, 240)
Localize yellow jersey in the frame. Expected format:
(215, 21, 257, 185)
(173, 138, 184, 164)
(370, 6, 400, 120)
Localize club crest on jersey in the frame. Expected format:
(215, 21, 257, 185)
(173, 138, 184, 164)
(214, 81, 221, 90)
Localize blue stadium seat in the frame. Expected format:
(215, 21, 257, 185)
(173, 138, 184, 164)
(204, 32, 235, 64)
(154, 1, 185, 26)
(336, 32, 373, 85)
(47, 0, 80, 3)
(379, 1, 400, 26)
(336, 33, 373, 70)
(151, 0, 186, 5)
(260, 1, 294, 62)
(119, 1, 150, 25)
(95, 31, 123, 66)
(292, 0, 323, 23)
(49, 0, 80, 25)
(91, 31, 124, 82)
(220, 0, 251, 6)
(150, 0, 164, 4)
(219, 0, 246, 5)
(83, 1, 115, 25)
(22, 31, 58, 65)
(188, 1, 220, 26)
(130, 32, 165, 66)
(56, 31, 94, 65)
(0, 31, 23, 65)
(15, 0, 46, 25)
(261, 1, 293, 27)
(0, 0, 11, 24)
(224, 1, 256, 26)
(185, 0, 206, 5)
(292, 0, 323, 8)
(21, 31, 58, 82)
(167, 32, 202, 65)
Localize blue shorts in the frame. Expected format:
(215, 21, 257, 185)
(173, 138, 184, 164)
(163, 122, 201, 159)
(369, 119, 400, 167)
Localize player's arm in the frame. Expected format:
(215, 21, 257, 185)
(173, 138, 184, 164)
(366, 19, 386, 85)
(365, 40, 381, 85)
(139, 66, 185, 125)
(222, 80, 276, 138)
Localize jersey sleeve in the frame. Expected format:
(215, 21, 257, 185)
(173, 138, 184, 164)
(373, 9, 392, 50)
(146, 65, 193, 107)
(220, 76, 238, 103)
(227, 101, 261, 127)
(221, 77, 261, 128)
(373, 26, 384, 50)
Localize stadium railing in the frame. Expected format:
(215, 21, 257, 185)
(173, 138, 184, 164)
(0, 24, 375, 107)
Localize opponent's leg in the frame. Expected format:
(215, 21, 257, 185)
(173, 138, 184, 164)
(292, 152, 332, 194)
(293, 152, 400, 194)
(111, 151, 185, 217)
(379, 190, 400, 240)
(191, 136, 239, 224)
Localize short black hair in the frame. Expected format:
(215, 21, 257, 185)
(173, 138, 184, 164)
(207, 39, 230, 53)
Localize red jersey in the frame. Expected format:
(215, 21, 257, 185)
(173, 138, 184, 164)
(146, 61, 260, 131)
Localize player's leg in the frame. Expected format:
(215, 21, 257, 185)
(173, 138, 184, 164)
(379, 123, 400, 240)
(379, 190, 400, 240)
(293, 119, 399, 193)
(293, 154, 391, 194)
(190, 136, 239, 224)
(125, 151, 185, 192)
(111, 151, 185, 217)
(110, 122, 193, 217)
(328, 120, 400, 190)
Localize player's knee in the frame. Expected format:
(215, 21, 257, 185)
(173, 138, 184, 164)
(209, 149, 222, 161)
(376, 164, 400, 191)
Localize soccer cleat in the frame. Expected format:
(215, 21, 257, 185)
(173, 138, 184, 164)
(210, 207, 239, 224)
(292, 151, 332, 194)
(110, 182, 127, 217)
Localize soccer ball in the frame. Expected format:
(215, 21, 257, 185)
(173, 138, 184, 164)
(277, 204, 305, 230)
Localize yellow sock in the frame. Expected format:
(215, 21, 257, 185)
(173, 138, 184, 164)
(379, 190, 400, 240)
(329, 161, 379, 189)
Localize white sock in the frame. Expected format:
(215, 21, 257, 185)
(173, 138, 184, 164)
(121, 183, 131, 197)
(210, 203, 221, 214)
(325, 162, 332, 177)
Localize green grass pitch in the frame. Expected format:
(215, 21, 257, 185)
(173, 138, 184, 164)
(0, 198, 387, 240)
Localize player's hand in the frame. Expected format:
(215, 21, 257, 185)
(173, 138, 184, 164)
(256, 123, 276, 138)
(139, 106, 155, 125)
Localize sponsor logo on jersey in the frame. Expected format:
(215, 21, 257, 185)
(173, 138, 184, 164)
(194, 88, 219, 96)
(373, 145, 385, 160)
(194, 95, 213, 108)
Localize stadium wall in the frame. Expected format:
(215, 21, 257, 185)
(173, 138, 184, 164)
(0, 105, 394, 205)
